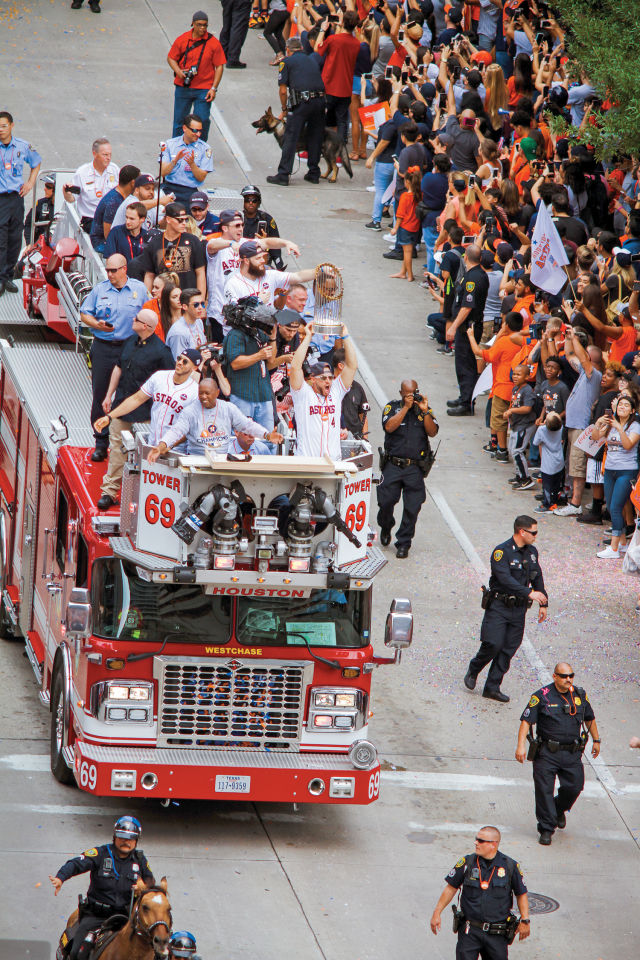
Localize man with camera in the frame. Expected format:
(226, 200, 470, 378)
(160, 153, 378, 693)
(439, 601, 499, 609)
(377, 380, 438, 559)
(160, 114, 214, 207)
(516, 663, 600, 846)
(167, 12, 226, 141)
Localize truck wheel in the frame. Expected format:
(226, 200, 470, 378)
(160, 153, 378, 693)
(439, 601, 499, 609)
(50, 671, 76, 785)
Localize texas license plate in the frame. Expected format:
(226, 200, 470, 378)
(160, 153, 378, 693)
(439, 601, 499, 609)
(215, 775, 251, 794)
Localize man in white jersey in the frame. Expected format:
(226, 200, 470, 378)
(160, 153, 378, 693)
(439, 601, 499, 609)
(223, 240, 312, 308)
(63, 137, 119, 232)
(166, 288, 207, 358)
(93, 349, 202, 507)
(289, 322, 357, 459)
(148, 378, 283, 459)
(206, 209, 300, 338)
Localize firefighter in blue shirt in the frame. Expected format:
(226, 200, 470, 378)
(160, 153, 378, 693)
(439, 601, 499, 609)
(0, 111, 42, 295)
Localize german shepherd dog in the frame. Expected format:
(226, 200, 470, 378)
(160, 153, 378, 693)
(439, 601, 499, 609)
(252, 107, 353, 182)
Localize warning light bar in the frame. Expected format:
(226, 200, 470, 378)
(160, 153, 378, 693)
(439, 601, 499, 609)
(289, 557, 310, 573)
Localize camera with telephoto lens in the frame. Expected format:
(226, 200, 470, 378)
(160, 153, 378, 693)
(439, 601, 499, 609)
(203, 344, 225, 364)
(222, 295, 277, 338)
(182, 65, 198, 88)
(275, 375, 290, 402)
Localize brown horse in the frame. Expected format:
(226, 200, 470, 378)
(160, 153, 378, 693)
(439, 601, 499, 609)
(65, 879, 172, 960)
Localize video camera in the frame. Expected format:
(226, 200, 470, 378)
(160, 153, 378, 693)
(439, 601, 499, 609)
(222, 295, 278, 339)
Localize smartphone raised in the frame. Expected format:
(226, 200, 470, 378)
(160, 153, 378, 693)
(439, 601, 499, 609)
(385, 65, 394, 79)
(398, 28, 405, 41)
(257, 219, 267, 235)
(439, 92, 447, 108)
(631, 253, 640, 263)
(328, 14, 339, 22)
(462, 235, 475, 244)
(401, 70, 409, 83)
(633, 280, 640, 292)
(404, 55, 411, 66)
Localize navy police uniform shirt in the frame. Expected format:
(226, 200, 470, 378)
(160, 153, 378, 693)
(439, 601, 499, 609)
(488, 537, 546, 600)
(0, 136, 42, 194)
(279, 51, 325, 93)
(521, 683, 595, 741)
(445, 851, 527, 923)
(453, 264, 489, 326)
(382, 400, 436, 459)
(56, 844, 154, 911)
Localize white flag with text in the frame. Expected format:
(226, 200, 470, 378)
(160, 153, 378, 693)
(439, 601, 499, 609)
(530, 202, 569, 295)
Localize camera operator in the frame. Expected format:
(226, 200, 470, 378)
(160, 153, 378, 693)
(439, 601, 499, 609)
(223, 296, 281, 441)
(377, 380, 438, 559)
(167, 12, 226, 141)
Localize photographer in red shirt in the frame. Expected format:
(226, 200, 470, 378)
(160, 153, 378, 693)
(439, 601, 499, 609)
(317, 10, 361, 146)
(167, 11, 226, 142)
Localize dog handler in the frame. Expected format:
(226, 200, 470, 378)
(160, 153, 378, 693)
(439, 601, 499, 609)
(266, 37, 326, 187)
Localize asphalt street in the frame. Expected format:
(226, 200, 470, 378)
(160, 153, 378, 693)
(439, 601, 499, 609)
(0, 1, 639, 958)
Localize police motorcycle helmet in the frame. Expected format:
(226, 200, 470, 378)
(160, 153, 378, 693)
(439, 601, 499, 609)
(113, 816, 142, 841)
(240, 184, 262, 202)
(169, 932, 197, 958)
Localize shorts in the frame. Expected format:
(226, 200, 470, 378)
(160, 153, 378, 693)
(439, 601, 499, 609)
(490, 395, 509, 433)
(397, 225, 420, 245)
(586, 457, 603, 484)
(568, 427, 587, 479)
(353, 77, 373, 97)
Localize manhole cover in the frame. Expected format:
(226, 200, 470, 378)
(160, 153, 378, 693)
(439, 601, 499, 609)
(527, 893, 560, 914)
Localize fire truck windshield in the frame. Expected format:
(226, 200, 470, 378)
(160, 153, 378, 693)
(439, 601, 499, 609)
(91, 558, 231, 643)
(236, 590, 370, 648)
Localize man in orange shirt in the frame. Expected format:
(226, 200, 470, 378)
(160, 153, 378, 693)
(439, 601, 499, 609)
(167, 11, 226, 140)
(467, 312, 524, 461)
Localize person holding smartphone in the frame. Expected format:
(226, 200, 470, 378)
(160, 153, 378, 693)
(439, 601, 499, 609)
(591, 393, 640, 558)
(79, 254, 150, 461)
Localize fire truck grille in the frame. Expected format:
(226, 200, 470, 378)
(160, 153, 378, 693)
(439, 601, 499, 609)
(156, 659, 309, 750)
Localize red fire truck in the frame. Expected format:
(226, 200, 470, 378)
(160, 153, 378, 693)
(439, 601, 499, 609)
(0, 195, 412, 805)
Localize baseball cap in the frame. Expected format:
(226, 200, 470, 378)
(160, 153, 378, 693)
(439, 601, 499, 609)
(238, 240, 260, 258)
(192, 10, 208, 22)
(616, 250, 632, 268)
(309, 361, 333, 377)
(420, 82, 436, 102)
(135, 174, 156, 188)
(448, 7, 463, 24)
(42, 174, 55, 186)
(165, 201, 187, 218)
(179, 349, 201, 365)
(275, 308, 301, 327)
(219, 208, 243, 226)
(497, 241, 514, 262)
(472, 51, 493, 66)
(480, 250, 496, 269)
(437, 132, 453, 147)
(189, 190, 209, 210)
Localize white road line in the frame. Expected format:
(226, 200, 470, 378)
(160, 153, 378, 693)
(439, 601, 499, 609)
(211, 105, 252, 174)
(427, 486, 622, 797)
(352, 339, 388, 410)
(0, 754, 49, 771)
(1, 804, 110, 815)
(381, 769, 635, 799)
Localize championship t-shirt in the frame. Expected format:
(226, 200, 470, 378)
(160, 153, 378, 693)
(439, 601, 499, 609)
(291, 376, 348, 459)
(139, 371, 199, 445)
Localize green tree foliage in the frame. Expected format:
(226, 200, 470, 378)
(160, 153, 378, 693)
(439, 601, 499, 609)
(551, 0, 640, 158)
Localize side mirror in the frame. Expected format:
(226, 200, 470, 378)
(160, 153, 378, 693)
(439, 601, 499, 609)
(65, 587, 92, 638)
(384, 597, 413, 649)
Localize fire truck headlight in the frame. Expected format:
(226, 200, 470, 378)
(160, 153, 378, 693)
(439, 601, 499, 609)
(90, 681, 154, 723)
(335, 693, 356, 707)
(308, 687, 367, 732)
(129, 686, 150, 700)
(109, 686, 129, 700)
(314, 692, 335, 707)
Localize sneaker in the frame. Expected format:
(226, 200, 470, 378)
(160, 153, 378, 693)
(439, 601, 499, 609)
(365, 220, 381, 230)
(513, 477, 536, 490)
(508, 475, 521, 485)
(436, 345, 453, 355)
(554, 503, 582, 517)
(494, 449, 509, 463)
(535, 504, 551, 513)
(620, 544, 628, 554)
(535, 493, 544, 501)
(482, 442, 497, 453)
(596, 546, 620, 559)
(529, 468, 541, 478)
(575, 512, 603, 525)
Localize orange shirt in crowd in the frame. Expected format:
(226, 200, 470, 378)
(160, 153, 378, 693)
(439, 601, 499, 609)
(396, 190, 421, 234)
(143, 297, 165, 341)
(608, 325, 637, 364)
(482, 336, 522, 402)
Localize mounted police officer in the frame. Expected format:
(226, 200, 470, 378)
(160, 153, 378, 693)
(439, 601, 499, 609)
(49, 816, 154, 960)
(377, 379, 438, 559)
(240, 184, 284, 269)
(464, 515, 547, 702)
(516, 663, 601, 846)
(430, 826, 530, 959)
(266, 37, 326, 187)
(445, 244, 489, 417)
(0, 110, 42, 296)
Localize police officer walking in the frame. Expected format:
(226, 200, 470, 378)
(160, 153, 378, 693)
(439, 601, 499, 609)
(516, 662, 600, 845)
(160, 114, 214, 207)
(80, 254, 149, 460)
(430, 826, 530, 959)
(49, 816, 154, 960)
(377, 379, 438, 559)
(0, 111, 41, 296)
(464, 515, 548, 702)
(445, 244, 489, 416)
(266, 37, 326, 187)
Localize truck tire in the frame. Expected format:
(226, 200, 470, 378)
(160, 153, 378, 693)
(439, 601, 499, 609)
(50, 671, 76, 785)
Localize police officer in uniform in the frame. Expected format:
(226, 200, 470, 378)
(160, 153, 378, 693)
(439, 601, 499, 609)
(445, 244, 489, 416)
(377, 379, 438, 559)
(430, 825, 530, 959)
(0, 111, 41, 295)
(160, 114, 214, 207)
(516, 663, 600, 845)
(169, 931, 199, 960)
(464, 516, 547, 702)
(49, 817, 154, 960)
(23, 174, 55, 244)
(240, 184, 284, 269)
(266, 37, 326, 187)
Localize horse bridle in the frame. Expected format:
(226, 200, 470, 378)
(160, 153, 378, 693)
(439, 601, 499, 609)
(130, 895, 172, 955)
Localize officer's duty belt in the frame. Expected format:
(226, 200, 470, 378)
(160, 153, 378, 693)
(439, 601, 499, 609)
(389, 456, 422, 467)
(463, 917, 508, 935)
(492, 592, 529, 608)
(290, 89, 325, 107)
(87, 901, 117, 917)
(540, 739, 581, 753)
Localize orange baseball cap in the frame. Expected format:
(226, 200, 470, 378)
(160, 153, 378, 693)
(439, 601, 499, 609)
(472, 51, 493, 66)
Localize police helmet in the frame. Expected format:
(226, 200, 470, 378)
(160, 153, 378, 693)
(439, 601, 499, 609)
(169, 932, 197, 958)
(113, 816, 142, 841)
(241, 184, 261, 202)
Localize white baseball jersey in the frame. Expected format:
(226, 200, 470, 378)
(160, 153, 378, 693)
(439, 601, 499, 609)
(72, 160, 120, 218)
(206, 239, 248, 324)
(291, 376, 348, 460)
(139, 371, 199, 444)
(223, 269, 292, 309)
(165, 316, 206, 359)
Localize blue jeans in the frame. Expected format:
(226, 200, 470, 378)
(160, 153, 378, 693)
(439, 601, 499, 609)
(427, 311, 446, 344)
(603, 468, 637, 536)
(172, 86, 212, 140)
(230, 395, 275, 450)
(422, 224, 439, 274)
(372, 161, 394, 223)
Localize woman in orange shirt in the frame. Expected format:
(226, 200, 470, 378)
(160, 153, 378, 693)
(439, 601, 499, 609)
(143, 271, 180, 340)
(389, 168, 422, 282)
